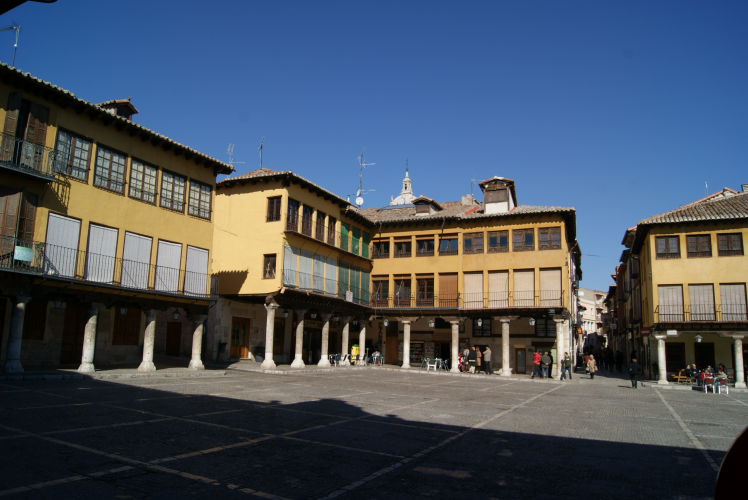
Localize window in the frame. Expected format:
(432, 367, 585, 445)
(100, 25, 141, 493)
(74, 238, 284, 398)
(112, 307, 141, 346)
(416, 276, 434, 306)
(439, 236, 458, 255)
(415, 203, 430, 214)
(54, 129, 91, 181)
(351, 227, 361, 254)
(534, 318, 557, 337)
(463, 232, 484, 254)
(327, 216, 336, 245)
(263, 254, 276, 279)
(720, 284, 747, 321)
(266, 196, 281, 222)
(93, 145, 126, 193)
(315, 211, 326, 241)
(373, 240, 390, 258)
(129, 159, 157, 204)
(372, 279, 389, 306)
(655, 236, 680, 259)
(472, 318, 492, 337)
(394, 277, 411, 306)
(484, 189, 507, 203)
(160, 171, 186, 212)
(717, 233, 743, 257)
(487, 231, 509, 253)
(513, 229, 534, 251)
(686, 234, 711, 258)
(689, 284, 715, 321)
(658, 285, 683, 322)
(394, 239, 411, 258)
(287, 199, 299, 230)
(22, 299, 47, 340)
(188, 180, 211, 219)
(301, 206, 313, 236)
(416, 238, 434, 257)
(538, 227, 561, 250)
(184, 246, 209, 296)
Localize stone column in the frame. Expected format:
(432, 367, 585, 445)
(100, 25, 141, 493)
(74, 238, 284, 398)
(554, 316, 566, 380)
(290, 309, 307, 368)
(138, 309, 160, 372)
(262, 303, 278, 369)
(188, 315, 208, 370)
(655, 334, 669, 385)
(341, 316, 351, 361)
(359, 323, 367, 363)
(401, 320, 411, 369)
(498, 316, 517, 376)
(318, 313, 332, 367)
(732, 335, 746, 389)
(78, 303, 104, 373)
(3, 296, 30, 373)
(450, 320, 460, 373)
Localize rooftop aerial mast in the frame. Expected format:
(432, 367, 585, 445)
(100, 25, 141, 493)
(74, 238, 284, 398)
(0, 24, 20, 66)
(352, 148, 375, 207)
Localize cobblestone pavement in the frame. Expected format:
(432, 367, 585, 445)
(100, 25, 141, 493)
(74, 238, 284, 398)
(1, 369, 746, 499)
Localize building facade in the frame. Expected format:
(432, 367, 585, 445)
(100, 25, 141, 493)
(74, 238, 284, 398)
(0, 64, 233, 373)
(212, 170, 582, 378)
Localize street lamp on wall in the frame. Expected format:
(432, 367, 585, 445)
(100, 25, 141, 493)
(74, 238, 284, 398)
(529, 318, 536, 326)
(477, 318, 483, 327)
(383, 318, 389, 327)
(283, 309, 289, 318)
(695, 334, 703, 343)
(173, 310, 180, 320)
(428, 318, 435, 328)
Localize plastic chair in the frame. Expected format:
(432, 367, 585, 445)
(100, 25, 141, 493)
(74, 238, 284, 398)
(716, 378, 729, 394)
(441, 358, 450, 371)
(426, 358, 438, 371)
(334, 354, 341, 367)
(703, 375, 715, 393)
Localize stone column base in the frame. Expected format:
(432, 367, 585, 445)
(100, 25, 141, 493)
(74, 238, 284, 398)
(400, 364, 411, 370)
(499, 368, 513, 376)
(735, 382, 747, 389)
(188, 360, 205, 371)
(318, 358, 331, 367)
(290, 358, 305, 368)
(450, 367, 459, 373)
(78, 363, 95, 373)
(138, 361, 156, 372)
(4, 360, 23, 373)
(261, 358, 277, 369)
(657, 379, 670, 385)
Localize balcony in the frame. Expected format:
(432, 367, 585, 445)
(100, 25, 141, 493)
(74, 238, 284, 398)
(282, 269, 370, 306)
(374, 290, 564, 310)
(283, 213, 373, 260)
(0, 132, 57, 181)
(0, 235, 216, 299)
(654, 304, 748, 323)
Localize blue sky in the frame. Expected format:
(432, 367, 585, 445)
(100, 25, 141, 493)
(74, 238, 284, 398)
(3, 1, 747, 291)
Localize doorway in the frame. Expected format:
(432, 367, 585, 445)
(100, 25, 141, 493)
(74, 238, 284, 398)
(304, 328, 322, 364)
(272, 318, 285, 356)
(60, 304, 87, 365)
(230, 317, 250, 359)
(515, 348, 526, 374)
(165, 322, 181, 357)
(694, 342, 715, 369)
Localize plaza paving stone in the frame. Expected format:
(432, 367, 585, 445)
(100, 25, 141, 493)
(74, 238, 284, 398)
(0, 369, 746, 499)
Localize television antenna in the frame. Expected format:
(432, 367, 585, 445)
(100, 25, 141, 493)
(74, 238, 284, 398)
(470, 176, 479, 198)
(226, 144, 244, 169)
(258, 137, 264, 168)
(351, 148, 375, 207)
(0, 24, 20, 67)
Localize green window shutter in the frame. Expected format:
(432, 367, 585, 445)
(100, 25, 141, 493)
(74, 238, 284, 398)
(362, 232, 370, 258)
(352, 227, 360, 255)
(350, 266, 360, 302)
(341, 223, 349, 251)
(361, 270, 370, 305)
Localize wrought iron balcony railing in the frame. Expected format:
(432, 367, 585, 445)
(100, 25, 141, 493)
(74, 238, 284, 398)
(654, 304, 748, 323)
(0, 235, 215, 298)
(371, 290, 564, 309)
(0, 132, 57, 179)
(282, 213, 373, 259)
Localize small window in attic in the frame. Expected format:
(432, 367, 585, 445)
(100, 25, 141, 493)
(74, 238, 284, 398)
(485, 188, 508, 203)
(415, 203, 430, 214)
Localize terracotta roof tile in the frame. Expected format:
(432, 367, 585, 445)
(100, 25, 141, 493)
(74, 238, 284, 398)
(638, 189, 748, 225)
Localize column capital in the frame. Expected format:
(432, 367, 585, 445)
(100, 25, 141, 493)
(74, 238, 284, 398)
(192, 314, 208, 324)
(718, 332, 745, 339)
(399, 317, 419, 323)
(320, 312, 333, 321)
(88, 302, 105, 314)
(295, 309, 307, 320)
(654, 334, 668, 340)
(342, 316, 352, 324)
(264, 302, 279, 311)
(496, 316, 518, 323)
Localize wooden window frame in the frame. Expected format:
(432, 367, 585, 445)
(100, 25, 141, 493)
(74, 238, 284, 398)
(416, 237, 435, 257)
(484, 189, 507, 203)
(717, 233, 744, 257)
(159, 169, 186, 213)
(394, 239, 411, 258)
(93, 144, 127, 194)
(373, 240, 390, 259)
(263, 254, 276, 279)
(187, 179, 212, 220)
(686, 234, 712, 258)
(372, 279, 389, 306)
(53, 128, 92, 182)
(439, 236, 458, 256)
(415, 203, 430, 214)
(513, 229, 534, 252)
(472, 318, 492, 337)
(315, 211, 326, 241)
(266, 196, 281, 222)
(463, 232, 484, 255)
(128, 158, 158, 205)
(538, 227, 562, 251)
(327, 216, 336, 245)
(487, 230, 509, 253)
(301, 205, 313, 237)
(416, 276, 434, 306)
(112, 307, 142, 346)
(655, 236, 681, 259)
(534, 318, 557, 338)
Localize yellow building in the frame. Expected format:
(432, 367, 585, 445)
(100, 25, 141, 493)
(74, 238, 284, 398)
(212, 169, 582, 377)
(628, 187, 747, 387)
(0, 63, 233, 373)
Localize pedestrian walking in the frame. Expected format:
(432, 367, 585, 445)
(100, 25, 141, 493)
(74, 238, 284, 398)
(587, 354, 597, 379)
(541, 351, 551, 378)
(629, 357, 640, 388)
(468, 346, 477, 373)
(483, 346, 493, 375)
(561, 352, 572, 380)
(531, 350, 542, 379)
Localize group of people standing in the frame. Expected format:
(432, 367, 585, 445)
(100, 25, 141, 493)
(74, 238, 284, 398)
(460, 346, 493, 374)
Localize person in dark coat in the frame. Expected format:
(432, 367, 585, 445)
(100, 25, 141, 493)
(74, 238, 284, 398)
(547, 351, 554, 378)
(541, 352, 551, 378)
(467, 347, 478, 374)
(629, 357, 640, 388)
